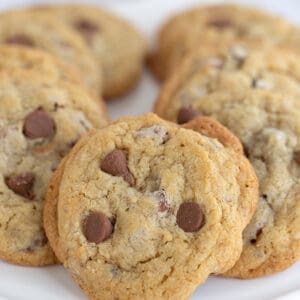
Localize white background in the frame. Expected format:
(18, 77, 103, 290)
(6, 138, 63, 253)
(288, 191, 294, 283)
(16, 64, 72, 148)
(0, 1, 299, 299)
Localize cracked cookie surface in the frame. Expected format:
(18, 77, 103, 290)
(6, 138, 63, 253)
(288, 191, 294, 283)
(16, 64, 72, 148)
(150, 4, 300, 81)
(156, 90, 300, 278)
(31, 5, 146, 98)
(0, 10, 101, 96)
(0, 71, 108, 266)
(44, 113, 258, 299)
(155, 42, 300, 122)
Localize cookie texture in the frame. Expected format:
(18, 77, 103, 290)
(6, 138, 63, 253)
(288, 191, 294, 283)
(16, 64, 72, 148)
(44, 113, 258, 299)
(32, 5, 146, 98)
(0, 11, 101, 95)
(156, 90, 300, 278)
(150, 4, 300, 81)
(0, 45, 83, 86)
(183, 116, 243, 155)
(0, 71, 108, 266)
(44, 115, 245, 263)
(155, 42, 300, 120)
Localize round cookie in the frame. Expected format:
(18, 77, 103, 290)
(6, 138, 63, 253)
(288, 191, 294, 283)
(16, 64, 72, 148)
(150, 4, 300, 81)
(44, 113, 258, 299)
(0, 71, 108, 266)
(44, 115, 246, 263)
(0, 45, 83, 86)
(31, 5, 146, 98)
(0, 11, 101, 96)
(155, 42, 300, 122)
(157, 89, 300, 278)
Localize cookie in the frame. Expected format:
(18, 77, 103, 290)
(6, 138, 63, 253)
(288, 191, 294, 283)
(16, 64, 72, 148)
(182, 116, 243, 155)
(0, 45, 83, 86)
(155, 42, 300, 122)
(0, 11, 101, 96)
(149, 4, 300, 81)
(157, 89, 300, 278)
(0, 71, 108, 266)
(31, 5, 146, 98)
(44, 115, 245, 263)
(44, 113, 258, 299)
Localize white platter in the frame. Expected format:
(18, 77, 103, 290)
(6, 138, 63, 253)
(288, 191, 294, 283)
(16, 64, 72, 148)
(0, 0, 299, 299)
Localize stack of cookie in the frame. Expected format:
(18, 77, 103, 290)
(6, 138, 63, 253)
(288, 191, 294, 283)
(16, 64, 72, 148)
(151, 3, 300, 281)
(1, 3, 299, 300)
(44, 113, 258, 299)
(0, 3, 146, 269)
(0, 5, 146, 99)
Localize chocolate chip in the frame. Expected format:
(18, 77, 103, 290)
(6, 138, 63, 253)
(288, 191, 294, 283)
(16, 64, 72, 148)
(74, 19, 99, 34)
(206, 18, 232, 29)
(83, 212, 113, 243)
(5, 173, 35, 199)
(100, 149, 135, 186)
(25, 235, 48, 252)
(177, 106, 201, 124)
(152, 190, 170, 212)
(74, 19, 99, 44)
(294, 151, 300, 164)
(250, 228, 263, 244)
(5, 35, 34, 47)
(23, 108, 56, 139)
(176, 202, 204, 232)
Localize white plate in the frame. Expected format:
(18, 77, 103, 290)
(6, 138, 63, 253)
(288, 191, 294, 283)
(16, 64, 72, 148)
(0, 0, 299, 299)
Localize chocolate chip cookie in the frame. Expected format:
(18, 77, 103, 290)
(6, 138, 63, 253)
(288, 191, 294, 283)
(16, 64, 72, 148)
(0, 11, 101, 96)
(31, 5, 146, 98)
(44, 114, 245, 263)
(150, 4, 300, 81)
(155, 42, 300, 122)
(156, 89, 300, 278)
(0, 71, 108, 266)
(44, 113, 258, 299)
